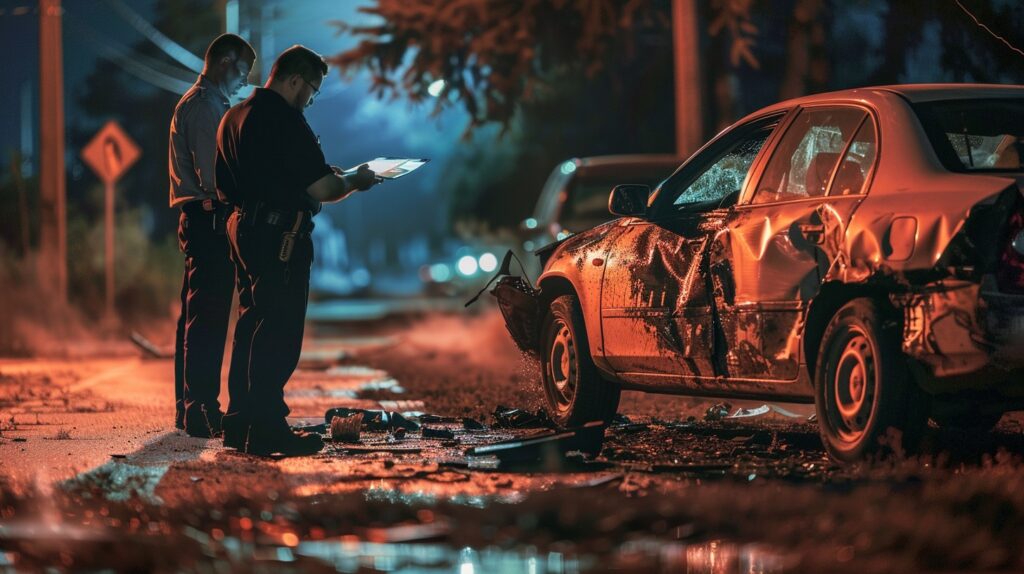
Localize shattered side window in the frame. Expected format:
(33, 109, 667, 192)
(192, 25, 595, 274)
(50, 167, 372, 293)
(915, 98, 1024, 172)
(829, 120, 876, 196)
(752, 107, 866, 204)
(670, 128, 773, 209)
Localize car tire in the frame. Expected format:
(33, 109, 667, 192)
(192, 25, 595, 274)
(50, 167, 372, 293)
(814, 298, 928, 462)
(540, 294, 621, 427)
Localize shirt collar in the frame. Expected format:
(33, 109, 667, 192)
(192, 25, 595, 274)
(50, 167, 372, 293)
(198, 74, 230, 107)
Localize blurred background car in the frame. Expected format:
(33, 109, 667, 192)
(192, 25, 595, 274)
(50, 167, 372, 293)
(515, 154, 682, 276)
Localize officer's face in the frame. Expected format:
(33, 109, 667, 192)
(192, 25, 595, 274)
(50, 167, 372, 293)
(227, 59, 252, 96)
(300, 75, 323, 110)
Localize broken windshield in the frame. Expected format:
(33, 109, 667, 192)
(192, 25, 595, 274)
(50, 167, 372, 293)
(914, 98, 1024, 172)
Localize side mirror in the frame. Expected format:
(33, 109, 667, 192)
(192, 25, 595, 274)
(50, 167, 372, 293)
(608, 184, 650, 217)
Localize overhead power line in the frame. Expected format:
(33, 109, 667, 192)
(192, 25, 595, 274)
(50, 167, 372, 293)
(65, 12, 193, 94)
(103, 0, 204, 73)
(954, 0, 1024, 59)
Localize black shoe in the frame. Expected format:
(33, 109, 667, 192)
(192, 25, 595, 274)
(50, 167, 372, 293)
(184, 404, 224, 438)
(222, 412, 246, 450)
(243, 420, 324, 457)
(174, 407, 185, 430)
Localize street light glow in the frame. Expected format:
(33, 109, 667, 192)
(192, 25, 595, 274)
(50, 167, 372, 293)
(427, 79, 446, 97)
(457, 255, 478, 276)
(478, 252, 498, 273)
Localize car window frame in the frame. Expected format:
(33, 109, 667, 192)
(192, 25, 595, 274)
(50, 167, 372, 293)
(825, 111, 880, 198)
(740, 102, 880, 207)
(646, 109, 793, 220)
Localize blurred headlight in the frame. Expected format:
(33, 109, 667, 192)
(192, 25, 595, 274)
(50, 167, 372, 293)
(478, 252, 498, 273)
(429, 263, 452, 282)
(456, 256, 478, 276)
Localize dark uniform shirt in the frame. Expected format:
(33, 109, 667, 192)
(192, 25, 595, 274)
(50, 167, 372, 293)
(215, 88, 332, 212)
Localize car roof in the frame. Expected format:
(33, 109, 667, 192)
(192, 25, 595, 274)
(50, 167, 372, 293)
(748, 83, 1024, 117)
(572, 154, 682, 178)
(576, 154, 683, 168)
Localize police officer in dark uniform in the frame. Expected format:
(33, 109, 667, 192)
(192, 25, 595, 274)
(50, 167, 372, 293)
(168, 34, 255, 437)
(216, 45, 378, 456)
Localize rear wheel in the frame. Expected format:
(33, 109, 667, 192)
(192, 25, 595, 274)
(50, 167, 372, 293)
(814, 298, 928, 462)
(540, 295, 620, 427)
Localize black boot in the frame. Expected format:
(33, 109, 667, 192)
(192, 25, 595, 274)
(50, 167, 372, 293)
(243, 419, 324, 457)
(183, 403, 224, 438)
(222, 412, 247, 450)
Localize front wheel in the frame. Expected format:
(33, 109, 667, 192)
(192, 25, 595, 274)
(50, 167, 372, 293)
(540, 294, 620, 427)
(814, 298, 928, 462)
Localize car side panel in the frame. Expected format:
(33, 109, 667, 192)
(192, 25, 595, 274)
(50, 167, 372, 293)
(537, 221, 627, 371)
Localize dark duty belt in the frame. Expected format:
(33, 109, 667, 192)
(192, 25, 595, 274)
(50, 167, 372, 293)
(237, 202, 314, 237)
(182, 198, 232, 232)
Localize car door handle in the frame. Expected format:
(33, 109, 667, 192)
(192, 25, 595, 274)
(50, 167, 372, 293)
(798, 223, 825, 244)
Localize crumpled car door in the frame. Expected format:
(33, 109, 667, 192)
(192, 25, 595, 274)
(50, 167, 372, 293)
(710, 106, 877, 381)
(599, 216, 718, 379)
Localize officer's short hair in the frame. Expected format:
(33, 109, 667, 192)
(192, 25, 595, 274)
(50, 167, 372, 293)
(205, 33, 256, 65)
(269, 45, 328, 84)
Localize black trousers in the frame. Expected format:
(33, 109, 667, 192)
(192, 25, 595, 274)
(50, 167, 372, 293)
(173, 206, 235, 427)
(224, 210, 313, 425)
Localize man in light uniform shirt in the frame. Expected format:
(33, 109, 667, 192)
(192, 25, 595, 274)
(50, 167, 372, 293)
(168, 34, 255, 437)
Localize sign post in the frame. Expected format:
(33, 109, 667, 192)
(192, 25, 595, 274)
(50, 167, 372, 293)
(81, 121, 140, 324)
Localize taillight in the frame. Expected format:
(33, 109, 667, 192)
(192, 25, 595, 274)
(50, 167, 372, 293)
(997, 211, 1024, 292)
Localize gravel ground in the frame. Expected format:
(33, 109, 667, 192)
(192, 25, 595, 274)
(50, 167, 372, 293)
(2, 304, 1024, 573)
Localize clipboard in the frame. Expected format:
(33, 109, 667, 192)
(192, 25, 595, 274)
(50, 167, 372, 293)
(346, 157, 430, 180)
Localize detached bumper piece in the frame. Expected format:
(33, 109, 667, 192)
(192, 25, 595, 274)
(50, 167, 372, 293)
(492, 275, 542, 355)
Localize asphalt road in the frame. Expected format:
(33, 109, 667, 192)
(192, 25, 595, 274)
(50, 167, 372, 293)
(2, 304, 1024, 573)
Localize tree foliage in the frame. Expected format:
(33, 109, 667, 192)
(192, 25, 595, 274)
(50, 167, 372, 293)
(329, 0, 668, 133)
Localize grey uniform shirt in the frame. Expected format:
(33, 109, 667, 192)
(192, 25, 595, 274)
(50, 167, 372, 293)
(168, 75, 230, 207)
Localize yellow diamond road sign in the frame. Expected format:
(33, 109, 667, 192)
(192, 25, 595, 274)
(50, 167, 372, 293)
(81, 120, 141, 184)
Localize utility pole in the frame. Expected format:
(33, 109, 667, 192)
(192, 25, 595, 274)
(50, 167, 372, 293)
(672, 0, 703, 159)
(38, 0, 67, 302)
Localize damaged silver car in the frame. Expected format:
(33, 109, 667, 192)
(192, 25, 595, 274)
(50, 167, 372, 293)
(492, 84, 1024, 462)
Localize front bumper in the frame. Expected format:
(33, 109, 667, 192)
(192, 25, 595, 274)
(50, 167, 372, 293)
(492, 275, 542, 356)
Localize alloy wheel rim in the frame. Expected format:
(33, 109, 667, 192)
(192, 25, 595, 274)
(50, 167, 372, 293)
(829, 329, 877, 443)
(547, 319, 577, 411)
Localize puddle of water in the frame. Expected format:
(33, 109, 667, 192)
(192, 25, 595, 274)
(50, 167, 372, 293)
(275, 538, 789, 573)
(60, 462, 169, 503)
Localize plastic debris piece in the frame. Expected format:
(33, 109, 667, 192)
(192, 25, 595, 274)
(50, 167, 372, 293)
(324, 407, 421, 431)
(727, 404, 806, 419)
(130, 331, 173, 358)
(419, 414, 486, 430)
(462, 418, 486, 431)
(492, 405, 557, 429)
(704, 403, 732, 422)
(422, 426, 455, 440)
(466, 421, 605, 468)
(330, 413, 363, 442)
(337, 446, 422, 454)
(645, 462, 732, 474)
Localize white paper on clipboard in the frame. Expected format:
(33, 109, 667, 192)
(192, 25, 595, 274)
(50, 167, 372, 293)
(346, 157, 430, 180)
